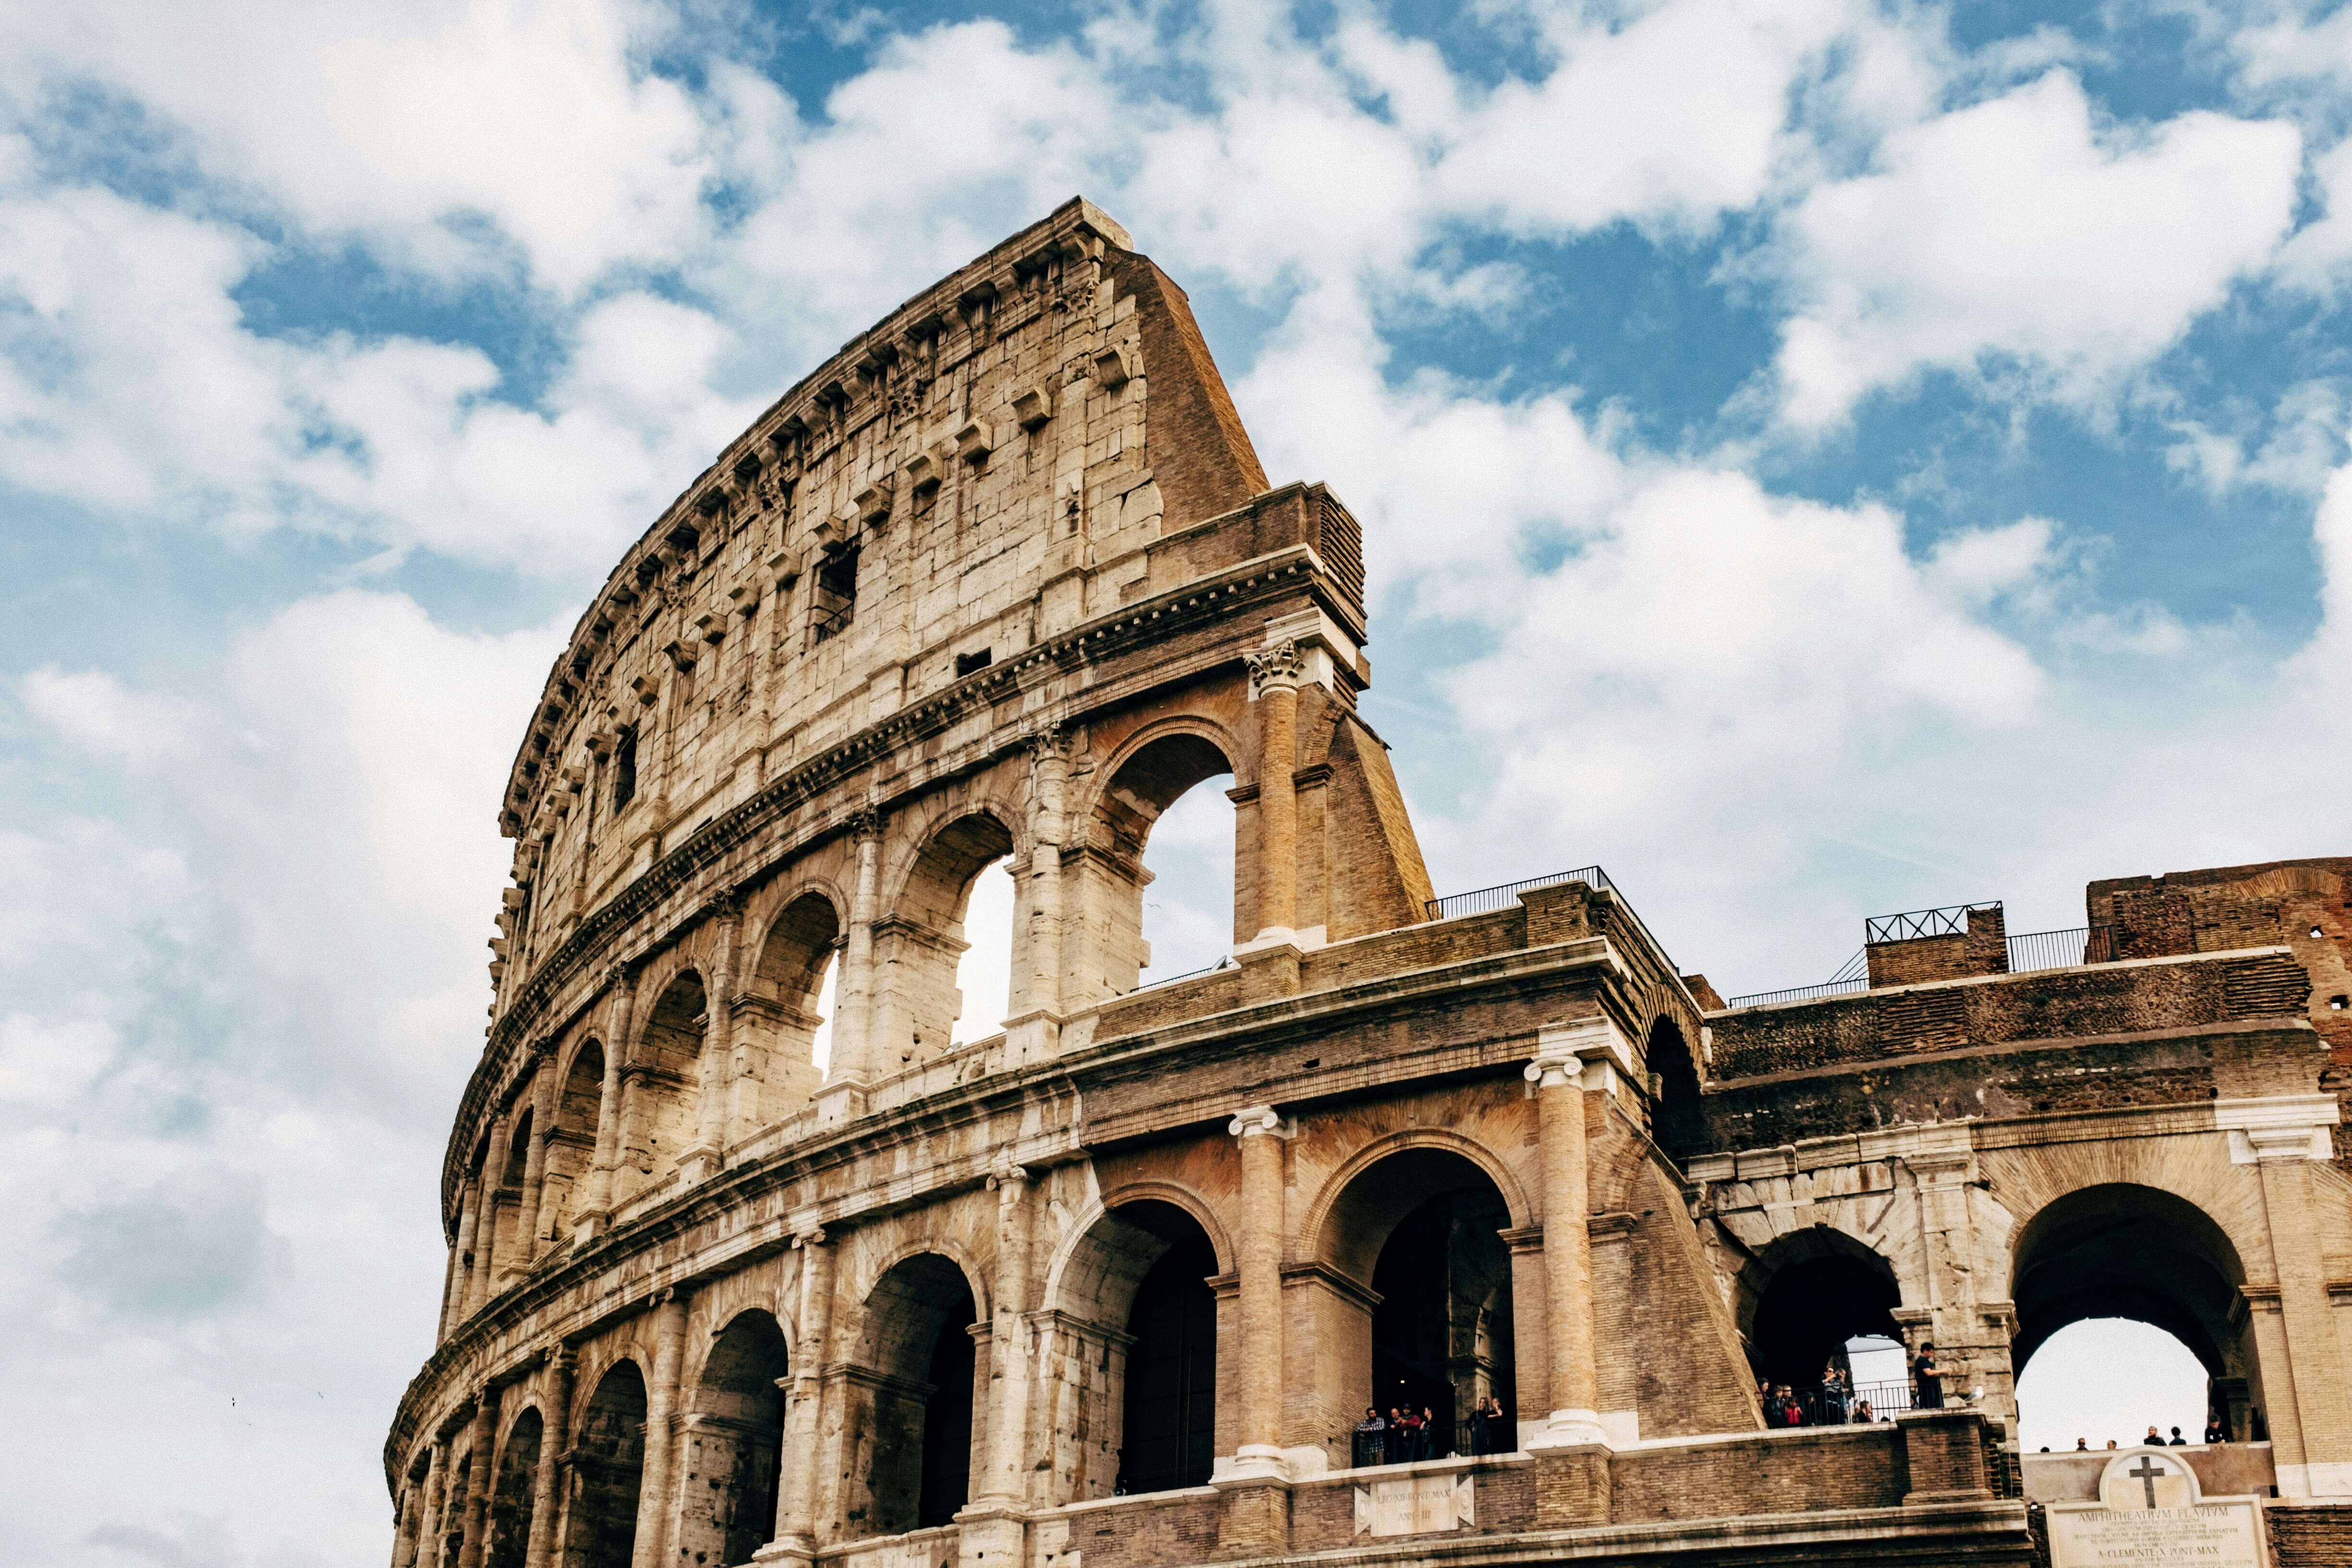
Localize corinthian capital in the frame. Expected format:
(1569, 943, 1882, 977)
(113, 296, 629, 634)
(1245, 639, 1304, 695)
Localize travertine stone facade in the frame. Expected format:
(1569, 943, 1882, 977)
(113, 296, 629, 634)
(388, 204, 2352, 1568)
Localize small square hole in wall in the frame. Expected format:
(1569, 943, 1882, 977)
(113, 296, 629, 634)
(955, 649, 992, 678)
(2331, 995, 2347, 1011)
(2312, 926, 2326, 939)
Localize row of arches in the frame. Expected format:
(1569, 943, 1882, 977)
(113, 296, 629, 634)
(449, 732, 1245, 1327)
(1736, 1182, 2266, 1448)
(419, 1139, 1528, 1568)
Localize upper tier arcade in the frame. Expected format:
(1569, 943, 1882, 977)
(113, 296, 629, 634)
(444, 196, 1454, 1271)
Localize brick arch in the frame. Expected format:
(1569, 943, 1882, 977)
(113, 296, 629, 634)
(1732, 1225, 1908, 1383)
(1301, 1127, 1534, 1279)
(1976, 1141, 2271, 1309)
(1079, 713, 1252, 813)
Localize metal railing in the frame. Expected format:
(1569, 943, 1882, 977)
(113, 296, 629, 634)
(1423, 865, 1677, 976)
(1724, 977, 1870, 1010)
(1348, 1418, 1507, 1468)
(2006, 925, 2115, 974)
(1122, 956, 1235, 994)
(1759, 1378, 1916, 1428)
(1426, 865, 1613, 921)
(1865, 901, 2000, 944)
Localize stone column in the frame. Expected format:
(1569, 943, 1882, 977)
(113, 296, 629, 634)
(1219, 1105, 1291, 1555)
(391, 1470, 423, 1568)
(1226, 1104, 1290, 1471)
(1008, 727, 1069, 1064)
(456, 1385, 500, 1568)
(516, 1046, 558, 1267)
(2253, 1138, 2352, 1497)
(524, 1348, 574, 1568)
(763, 1230, 835, 1564)
(468, 1103, 515, 1318)
(686, 894, 743, 1181)
(577, 964, 636, 1238)
(632, 1288, 689, 1568)
(442, 1180, 480, 1340)
(414, 1438, 449, 1568)
(1524, 1021, 1606, 1451)
(1244, 644, 1302, 940)
(979, 1161, 1034, 1503)
(820, 809, 883, 1115)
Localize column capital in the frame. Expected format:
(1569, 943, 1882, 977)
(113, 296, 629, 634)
(1245, 639, 1304, 697)
(1227, 1104, 1292, 1139)
(2216, 1094, 2340, 1163)
(604, 960, 638, 996)
(846, 803, 884, 841)
(791, 1227, 828, 1250)
(986, 1156, 1030, 1193)
(1528, 1014, 1634, 1091)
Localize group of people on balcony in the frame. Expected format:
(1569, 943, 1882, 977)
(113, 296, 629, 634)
(1759, 1367, 1880, 1429)
(1350, 1395, 1511, 1467)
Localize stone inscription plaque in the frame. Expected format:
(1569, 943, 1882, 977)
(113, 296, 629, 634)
(2045, 1500, 2265, 1567)
(2047, 1448, 2265, 1568)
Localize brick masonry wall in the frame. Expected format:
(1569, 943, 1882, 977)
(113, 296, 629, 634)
(2269, 1503, 2352, 1567)
(1607, 1427, 1908, 1523)
(1067, 1493, 1220, 1568)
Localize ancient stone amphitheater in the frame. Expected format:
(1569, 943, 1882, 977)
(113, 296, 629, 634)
(387, 200, 2352, 1568)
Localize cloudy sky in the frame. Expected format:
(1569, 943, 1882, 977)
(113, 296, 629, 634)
(2, 0, 2345, 1560)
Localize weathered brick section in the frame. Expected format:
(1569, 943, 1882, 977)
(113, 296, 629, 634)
(1068, 1493, 1218, 1568)
(2269, 1503, 2352, 1566)
(1104, 249, 1267, 534)
(1607, 1427, 1906, 1521)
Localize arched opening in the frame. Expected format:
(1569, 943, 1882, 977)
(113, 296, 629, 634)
(1319, 1147, 1517, 1464)
(624, 972, 706, 1196)
(677, 1310, 791, 1568)
(954, 860, 1015, 1044)
(745, 894, 840, 1122)
(1647, 1019, 1708, 1164)
(564, 1361, 647, 1568)
(541, 1041, 603, 1243)
(1737, 1230, 1903, 1425)
(2012, 1184, 2256, 1450)
(1081, 733, 1237, 1002)
(846, 1253, 979, 1539)
(484, 1406, 541, 1568)
(493, 1110, 533, 1275)
(876, 815, 1016, 1072)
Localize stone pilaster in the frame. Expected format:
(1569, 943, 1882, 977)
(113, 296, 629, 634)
(759, 1230, 834, 1566)
(523, 1348, 572, 1568)
(514, 1045, 558, 1271)
(442, 1179, 480, 1340)
(455, 1385, 499, 1568)
(576, 963, 635, 1239)
(2252, 1129, 2352, 1498)
(684, 893, 743, 1182)
(1524, 1020, 1606, 1451)
(632, 1288, 689, 1568)
(819, 809, 883, 1123)
(413, 1437, 448, 1568)
(467, 1103, 514, 1318)
(1217, 1103, 1292, 1554)
(1005, 726, 1069, 1065)
(1245, 644, 1300, 942)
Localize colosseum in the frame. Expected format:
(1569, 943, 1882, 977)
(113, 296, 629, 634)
(387, 199, 2352, 1568)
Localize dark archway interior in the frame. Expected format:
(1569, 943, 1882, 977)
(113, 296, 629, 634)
(1116, 1200, 1218, 1494)
(1746, 1244, 1902, 1386)
(2012, 1184, 2251, 1436)
(485, 1408, 540, 1568)
(565, 1362, 647, 1568)
(686, 1311, 791, 1567)
(917, 1280, 978, 1529)
(1339, 1152, 1515, 1456)
(1648, 1019, 1709, 1163)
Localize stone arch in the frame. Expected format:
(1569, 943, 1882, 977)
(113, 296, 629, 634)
(621, 968, 706, 1197)
(741, 887, 842, 1123)
(1068, 723, 1244, 1003)
(842, 1250, 983, 1540)
(1046, 1194, 1225, 1498)
(484, 1403, 541, 1568)
(1302, 1128, 1533, 1269)
(2008, 1182, 2257, 1437)
(1045, 1179, 1236, 1307)
(565, 1358, 648, 1568)
(1734, 1227, 1905, 1391)
(872, 808, 1021, 1073)
(539, 1038, 603, 1244)
(675, 1308, 792, 1568)
(1645, 1017, 1709, 1163)
(1308, 1139, 1523, 1465)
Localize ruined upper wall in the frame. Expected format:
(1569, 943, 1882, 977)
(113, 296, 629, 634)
(488, 198, 1300, 1010)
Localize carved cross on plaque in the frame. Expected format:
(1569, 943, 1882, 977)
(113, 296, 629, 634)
(2127, 1456, 2166, 1509)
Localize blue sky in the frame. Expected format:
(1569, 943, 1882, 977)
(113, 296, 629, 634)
(2, 2, 2347, 1562)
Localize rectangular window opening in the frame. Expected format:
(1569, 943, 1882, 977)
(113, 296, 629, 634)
(612, 726, 638, 811)
(955, 648, 992, 678)
(811, 544, 859, 643)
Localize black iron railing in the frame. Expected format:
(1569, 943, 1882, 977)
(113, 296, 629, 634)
(1426, 866, 1613, 921)
(1724, 977, 1871, 1009)
(1865, 901, 2000, 944)
(2006, 925, 2116, 974)
(1123, 956, 1235, 994)
(1759, 1378, 1916, 1428)
(1348, 1418, 1504, 1468)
